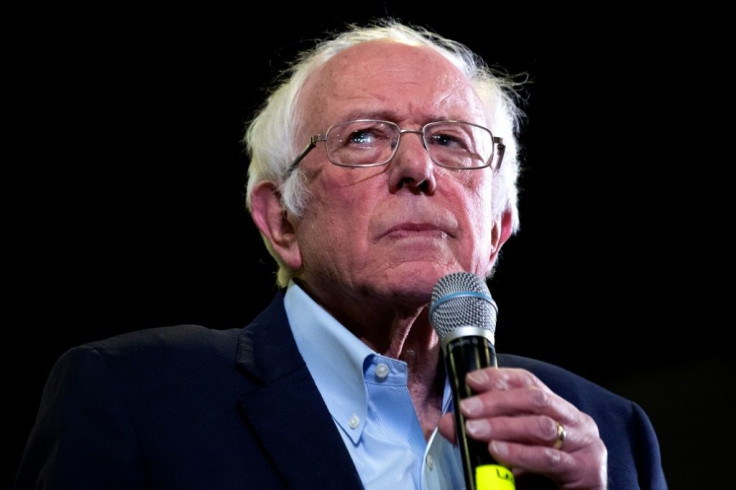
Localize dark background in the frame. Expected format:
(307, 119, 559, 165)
(8, 4, 732, 489)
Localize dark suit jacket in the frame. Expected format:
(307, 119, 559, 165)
(15, 291, 667, 489)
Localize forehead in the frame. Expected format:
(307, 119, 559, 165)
(300, 41, 485, 125)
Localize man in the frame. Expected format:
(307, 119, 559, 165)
(14, 20, 667, 489)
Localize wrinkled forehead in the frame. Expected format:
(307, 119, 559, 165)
(298, 41, 485, 128)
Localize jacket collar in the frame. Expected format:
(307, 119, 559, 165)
(235, 290, 363, 488)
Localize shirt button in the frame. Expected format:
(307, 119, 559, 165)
(349, 414, 360, 429)
(426, 454, 434, 471)
(375, 363, 390, 379)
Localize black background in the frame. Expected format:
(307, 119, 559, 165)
(8, 4, 732, 489)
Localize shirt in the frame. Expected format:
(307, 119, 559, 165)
(285, 282, 464, 489)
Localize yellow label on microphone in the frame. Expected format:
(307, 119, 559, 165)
(476, 464, 515, 490)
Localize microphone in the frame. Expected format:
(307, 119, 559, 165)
(429, 271, 515, 490)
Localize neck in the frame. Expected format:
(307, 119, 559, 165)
(295, 280, 446, 438)
(359, 311, 446, 440)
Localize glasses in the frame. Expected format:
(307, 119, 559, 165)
(288, 119, 505, 176)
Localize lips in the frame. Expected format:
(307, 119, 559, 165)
(374, 202, 459, 241)
(385, 222, 445, 235)
(380, 214, 457, 240)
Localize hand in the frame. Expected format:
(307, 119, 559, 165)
(437, 367, 608, 489)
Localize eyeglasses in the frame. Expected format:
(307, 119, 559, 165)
(288, 119, 505, 176)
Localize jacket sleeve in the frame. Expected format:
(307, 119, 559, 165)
(498, 353, 668, 489)
(14, 345, 145, 490)
(629, 401, 668, 490)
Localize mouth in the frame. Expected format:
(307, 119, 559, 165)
(382, 223, 450, 239)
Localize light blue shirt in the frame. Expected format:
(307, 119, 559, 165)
(285, 283, 464, 489)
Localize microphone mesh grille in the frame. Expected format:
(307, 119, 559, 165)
(430, 272, 497, 342)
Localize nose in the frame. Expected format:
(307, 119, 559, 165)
(388, 129, 437, 194)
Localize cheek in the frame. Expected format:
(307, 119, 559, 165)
(462, 180, 497, 257)
(468, 198, 494, 243)
(300, 176, 373, 253)
(313, 167, 384, 219)
(311, 178, 368, 228)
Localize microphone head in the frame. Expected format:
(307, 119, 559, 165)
(429, 272, 497, 346)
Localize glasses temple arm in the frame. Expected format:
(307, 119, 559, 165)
(286, 134, 326, 178)
(493, 137, 505, 170)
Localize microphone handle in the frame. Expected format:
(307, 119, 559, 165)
(445, 336, 516, 490)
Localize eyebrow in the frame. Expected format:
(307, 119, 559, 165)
(331, 111, 470, 126)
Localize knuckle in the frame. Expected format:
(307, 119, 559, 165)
(487, 369, 510, 390)
(528, 388, 552, 409)
(581, 412, 601, 438)
(517, 369, 538, 386)
(542, 447, 564, 468)
(537, 415, 558, 440)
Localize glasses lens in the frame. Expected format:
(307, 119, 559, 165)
(424, 122, 494, 168)
(326, 120, 398, 167)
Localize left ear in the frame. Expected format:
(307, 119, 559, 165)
(250, 180, 303, 271)
(489, 210, 513, 263)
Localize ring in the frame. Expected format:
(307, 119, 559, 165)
(553, 421, 567, 450)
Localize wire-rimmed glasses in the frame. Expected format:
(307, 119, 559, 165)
(288, 119, 505, 176)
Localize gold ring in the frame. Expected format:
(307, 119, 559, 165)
(553, 421, 567, 450)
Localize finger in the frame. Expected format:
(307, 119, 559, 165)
(488, 437, 608, 488)
(466, 367, 550, 393)
(437, 412, 457, 443)
(488, 439, 572, 477)
(461, 391, 601, 455)
(460, 381, 577, 421)
(465, 414, 562, 448)
(461, 371, 584, 429)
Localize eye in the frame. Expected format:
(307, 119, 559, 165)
(341, 121, 394, 148)
(346, 128, 376, 146)
(428, 130, 471, 152)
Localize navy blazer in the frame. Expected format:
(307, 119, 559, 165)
(15, 291, 667, 489)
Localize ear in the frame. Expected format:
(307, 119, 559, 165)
(249, 181, 303, 270)
(489, 209, 514, 263)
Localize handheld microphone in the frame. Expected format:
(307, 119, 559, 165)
(429, 272, 515, 490)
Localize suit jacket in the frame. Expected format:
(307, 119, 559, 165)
(15, 291, 667, 489)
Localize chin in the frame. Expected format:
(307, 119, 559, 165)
(380, 263, 462, 294)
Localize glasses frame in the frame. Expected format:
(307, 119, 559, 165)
(287, 119, 505, 177)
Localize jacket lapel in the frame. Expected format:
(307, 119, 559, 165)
(235, 292, 363, 488)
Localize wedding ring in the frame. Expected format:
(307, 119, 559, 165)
(553, 421, 567, 450)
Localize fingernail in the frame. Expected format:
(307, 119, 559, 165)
(466, 419, 490, 437)
(460, 397, 482, 415)
(490, 440, 508, 457)
(467, 370, 488, 384)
